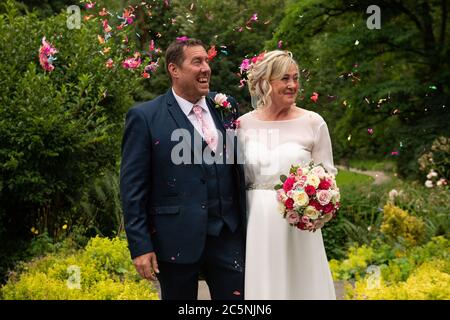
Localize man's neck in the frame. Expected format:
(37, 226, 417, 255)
(172, 86, 201, 104)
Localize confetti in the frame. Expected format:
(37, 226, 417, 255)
(429, 85, 437, 90)
(207, 45, 217, 61)
(310, 92, 319, 103)
(354, 40, 359, 46)
(85, 1, 96, 9)
(347, 134, 352, 141)
(367, 128, 374, 135)
(176, 36, 190, 42)
(39, 37, 58, 72)
(277, 40, 283, 48)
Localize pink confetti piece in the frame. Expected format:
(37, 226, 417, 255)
(277, 40, 283, 48)
(85, 1, 96, 9)
(367, 128, 374, 135)
(176, 36, 190, 42)
(39, 37, 58, 72)
(310, 92, 319, 103)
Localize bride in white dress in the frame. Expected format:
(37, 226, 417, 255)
(238, 50, 336, 300)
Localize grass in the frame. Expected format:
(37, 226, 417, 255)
(336, 169, 374, 187)
(347, 159, 396, 173)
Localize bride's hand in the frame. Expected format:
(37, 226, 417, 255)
(312, 214, 333, 232)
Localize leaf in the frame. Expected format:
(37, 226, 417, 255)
(274, 184, 282, 190)
(280, 174, 287, 182)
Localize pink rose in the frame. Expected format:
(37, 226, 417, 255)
(283, 177, 295, 192)
(323, 203, 334, 214)
(316, 190, 332, 206)
(276, 189, 285, 201)
(285, 198, 294, 210)
(305, 185, 316, 196)
(287, 211, 299, 224)
(318, 179, 331, 190)
(309, 200, 322, 211)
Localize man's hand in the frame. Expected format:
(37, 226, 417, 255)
(133, 252, 160, 281)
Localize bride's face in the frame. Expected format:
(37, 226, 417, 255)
(269, 64, 299, 109)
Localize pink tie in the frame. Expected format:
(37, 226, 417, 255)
(192, 105, 217, 152)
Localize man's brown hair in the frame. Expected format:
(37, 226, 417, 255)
(165, 38, 205, 77)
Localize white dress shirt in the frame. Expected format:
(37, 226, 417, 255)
(172, 88, 218, 140)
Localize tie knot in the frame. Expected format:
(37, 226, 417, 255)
(192, 105, 203, 115)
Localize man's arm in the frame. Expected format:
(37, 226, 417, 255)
(120, 107, 159, 279)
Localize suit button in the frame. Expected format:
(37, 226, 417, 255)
(201, 204, 206, 209)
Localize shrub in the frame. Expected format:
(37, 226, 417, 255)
(346, 259, 450, 300)
(418, 136, 450, 187)
(0, 0, 154, 279)
(380, 204, 425, 246)
(0, 236, 159, 300)
(331, 236, 449, 299)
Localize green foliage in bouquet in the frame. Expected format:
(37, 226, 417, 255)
(0, 236, 159, 300)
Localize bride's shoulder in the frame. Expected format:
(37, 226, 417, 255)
(237, 110, 256, 124)
(301, 109, 326, 126)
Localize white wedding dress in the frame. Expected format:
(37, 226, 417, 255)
(238, 110, 337, 300)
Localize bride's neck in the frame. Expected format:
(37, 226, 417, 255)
(259, 104, 295, 121)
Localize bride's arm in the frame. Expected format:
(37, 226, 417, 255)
(312, 121, 337, 176)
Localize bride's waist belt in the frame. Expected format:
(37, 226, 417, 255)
(246, 183, 275, 190)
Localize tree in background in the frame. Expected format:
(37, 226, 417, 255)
(272, 0, 449, 179)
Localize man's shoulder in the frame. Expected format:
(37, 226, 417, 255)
(130, 94, 166, 115)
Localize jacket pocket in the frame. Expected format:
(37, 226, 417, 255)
(150, 206, 180, 215)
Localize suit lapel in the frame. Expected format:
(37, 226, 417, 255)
(166, 89, 205, 169)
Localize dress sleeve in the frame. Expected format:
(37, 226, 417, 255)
(312, 121, 337, 176)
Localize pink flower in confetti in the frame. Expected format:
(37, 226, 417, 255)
(99, 8, 108, 16)
(39, 37, 58, 72)
(102, 19, 112, 33)
(250, 13, 258, 21)
(277, 40, 283, 48)
(144, 61, 159, 73)
(239, 59, 251, 73)
(122, 53, 142, 69)
(105, 58, 114, 68)
(367, 128, 374, 135)
(119, 7, 135, 25)
(311, 92, 319, 103)
(85, 1, 96, 9)
(176, 36, 190, 42)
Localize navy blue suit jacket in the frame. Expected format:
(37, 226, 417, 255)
(120, 89, 246, 263)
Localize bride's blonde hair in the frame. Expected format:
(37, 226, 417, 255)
(247, 50, 299, 109)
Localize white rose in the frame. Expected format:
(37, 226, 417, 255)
(425, 180, 433, 188)
(214, 93, 227, 105)
(306, 174, 320, 188)
(331, 189, 340, 203)
(311, 166, 326, 179)
(304, 206, 320, 219)
(293, 191, 309, 207)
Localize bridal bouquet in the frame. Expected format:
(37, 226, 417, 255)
(274, 161, 340, 231)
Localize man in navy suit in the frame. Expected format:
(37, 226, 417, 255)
(120, 38, 246, 300)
